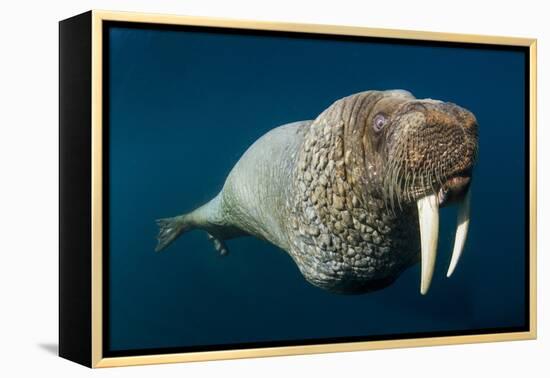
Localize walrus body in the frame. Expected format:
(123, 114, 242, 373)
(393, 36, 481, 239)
(156, 90, 478, 295)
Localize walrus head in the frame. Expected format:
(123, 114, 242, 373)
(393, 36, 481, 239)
(364, 90, 479, 293)
(288, 90, 478, 294)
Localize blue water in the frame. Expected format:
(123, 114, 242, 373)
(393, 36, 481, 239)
(108, 26, 527, 352)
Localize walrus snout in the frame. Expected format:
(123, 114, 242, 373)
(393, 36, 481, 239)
(383, 100, 478, 203)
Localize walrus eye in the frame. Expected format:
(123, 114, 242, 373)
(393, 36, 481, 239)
(373, 114, 387, 132)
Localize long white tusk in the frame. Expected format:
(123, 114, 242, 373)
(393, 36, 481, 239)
(446, 189, 471, 277)
(417, 194, 439, 295)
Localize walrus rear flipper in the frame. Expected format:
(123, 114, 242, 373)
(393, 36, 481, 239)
(155, 215, 190, 252)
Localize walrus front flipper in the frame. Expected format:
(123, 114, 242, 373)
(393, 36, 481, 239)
(155, 215, 190, 252)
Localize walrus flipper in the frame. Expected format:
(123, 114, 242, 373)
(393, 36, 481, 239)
(207, 233, 229, 256)
(156, 194, 236, 253)
(155, 215, 191, 252)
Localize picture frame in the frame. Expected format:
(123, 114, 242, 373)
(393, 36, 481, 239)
(59, 10, 537, 368)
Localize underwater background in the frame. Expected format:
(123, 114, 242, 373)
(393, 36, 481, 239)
(107, 25, 527, 353)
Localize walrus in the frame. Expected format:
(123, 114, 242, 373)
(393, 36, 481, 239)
(155, 90, 478, 295)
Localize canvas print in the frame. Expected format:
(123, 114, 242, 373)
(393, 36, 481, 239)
(106, 23, 528, 356)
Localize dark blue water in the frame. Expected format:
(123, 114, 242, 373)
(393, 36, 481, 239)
(108, 26, 526, 352)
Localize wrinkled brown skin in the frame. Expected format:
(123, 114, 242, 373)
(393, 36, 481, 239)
(156, 90, 478, 294)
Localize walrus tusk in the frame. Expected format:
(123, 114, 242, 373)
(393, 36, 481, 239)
(446, 189, 471, 278)
(417, 194, 439, 295)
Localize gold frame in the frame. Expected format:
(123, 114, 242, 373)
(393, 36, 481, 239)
(89, 9, 537, 368)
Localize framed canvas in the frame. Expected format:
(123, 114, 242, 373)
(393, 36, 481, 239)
(59, 10, 537, 368)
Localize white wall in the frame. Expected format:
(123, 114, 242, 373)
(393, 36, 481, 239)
(1, 0, 547, 376)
